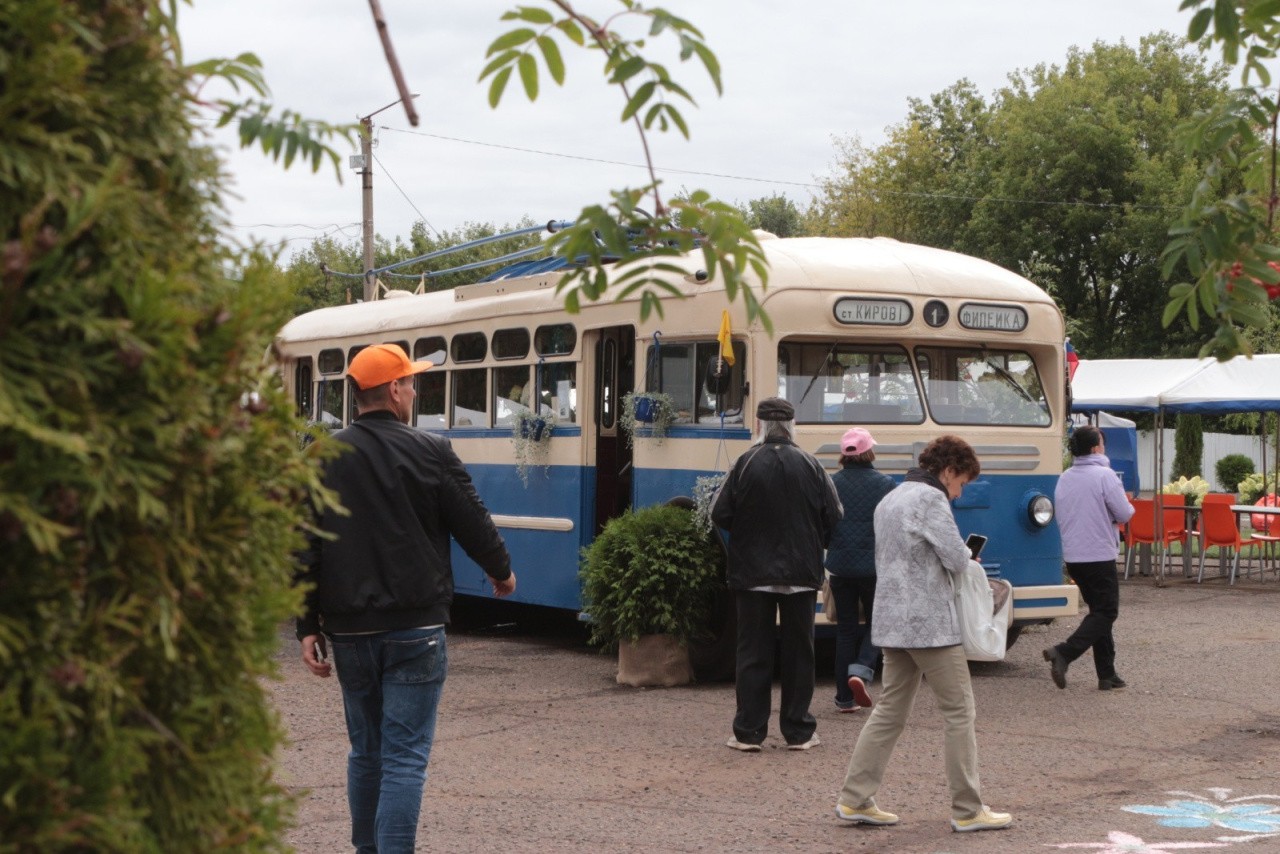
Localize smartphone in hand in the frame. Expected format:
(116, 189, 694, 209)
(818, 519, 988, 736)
(965, 534, 988, 561)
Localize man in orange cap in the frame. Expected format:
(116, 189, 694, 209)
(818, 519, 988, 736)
(298, 343, 515, 854)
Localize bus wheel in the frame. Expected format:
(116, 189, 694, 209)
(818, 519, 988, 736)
(688, 589, 736, 682)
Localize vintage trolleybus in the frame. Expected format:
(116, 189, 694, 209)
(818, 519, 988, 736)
(276, 230, 1078, 648)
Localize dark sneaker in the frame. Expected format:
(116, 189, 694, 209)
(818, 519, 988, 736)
(1043, 647, 1069, 689)
(1098, 675, 1128, 690)
(848, 676, 874, 708)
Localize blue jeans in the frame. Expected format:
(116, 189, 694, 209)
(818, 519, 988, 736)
(330, 627, 448, 854)
(830, 576, 879, 705)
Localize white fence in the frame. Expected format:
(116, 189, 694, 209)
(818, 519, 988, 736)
(1136, 429, 1276, 492)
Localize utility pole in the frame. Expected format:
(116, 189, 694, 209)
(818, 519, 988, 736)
(356, 95, 418, 302)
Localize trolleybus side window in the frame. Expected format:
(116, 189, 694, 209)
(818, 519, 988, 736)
(915, 347, 1050, 427)
(295, 358, 313, 418)
(493, 328, 530, 359)
(316, 347, 345, 427)
(413, 336, 448, 430)
(453, 368, 488, 427)
(494, 364, 531, 427)
(452, 332, 487, 363)
(538, 361, 577, 423)
(647, 340, 746, 424)
(777, 341, 924, 424)
(535, 323, 576, 356)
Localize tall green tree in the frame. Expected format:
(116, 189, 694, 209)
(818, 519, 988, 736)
(738, 193, 806, 237)
(1172, 413, 1206, 479)
(0, 2, 334, 849)
(809, 34, 1228, 359)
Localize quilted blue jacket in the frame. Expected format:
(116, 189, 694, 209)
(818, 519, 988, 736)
(824, 463, 896, 578)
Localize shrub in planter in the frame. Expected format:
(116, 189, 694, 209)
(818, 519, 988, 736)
(1215, 453, 1255, 494)
(579, 504, 725, 652)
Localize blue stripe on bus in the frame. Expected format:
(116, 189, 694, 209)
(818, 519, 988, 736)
(1015, 597, 1071, 609)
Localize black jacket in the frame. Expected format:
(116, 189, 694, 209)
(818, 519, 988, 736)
(297, 410, 511, 637)
(711, 436, 843, 590)
(824, 463, 896, 578)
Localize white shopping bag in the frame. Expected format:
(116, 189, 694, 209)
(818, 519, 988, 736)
(953, 559, 1012, 662)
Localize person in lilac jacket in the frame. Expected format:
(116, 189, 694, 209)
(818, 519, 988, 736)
(1044, 425, 1135, 691)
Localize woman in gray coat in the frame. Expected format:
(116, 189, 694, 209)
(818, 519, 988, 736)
(833, 435, 1012, 834)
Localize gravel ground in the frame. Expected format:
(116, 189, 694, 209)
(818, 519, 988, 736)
(271, 573, 1280, 853)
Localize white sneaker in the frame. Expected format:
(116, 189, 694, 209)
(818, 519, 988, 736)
(835, 803, 900, 825)
(951, 806, 1012, 832)
(786, 733, 821, 750)
(725, 736, 762, 752)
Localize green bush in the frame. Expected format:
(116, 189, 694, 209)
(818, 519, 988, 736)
(1215, 454, 1255, 494)
(1, 3, 325, 849)
(579, 504, 725, 650)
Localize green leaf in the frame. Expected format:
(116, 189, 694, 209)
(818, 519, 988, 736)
(478, 49, 518, 82)
(514, 5, 555, 24)
(537, 35, 565, 85)
(555, 18, 585, 46)
(1188, 7, 1214, 41)
(610, 55, 647, 84)
(486, 27, 537, 56)
(488, 66, 513, 108)
(518, 52, 539, 100)
(621, 81, 657, 121)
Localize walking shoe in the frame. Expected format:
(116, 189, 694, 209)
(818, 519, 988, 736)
(1043, 647, 1069, 689)
(1098, 675, 1128, 690)
(835, 701, 861, 714)
(835, 803, 900, 825)
(848, 676, 874, 708)
(725, 736, 762, 752)
(787, 733, 821, 750)
(951, 806, 1012, 832)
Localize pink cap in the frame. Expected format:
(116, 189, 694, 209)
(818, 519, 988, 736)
(840, 427, 876, 456)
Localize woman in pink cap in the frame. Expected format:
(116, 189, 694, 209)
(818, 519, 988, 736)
(824, 427, 895, 712)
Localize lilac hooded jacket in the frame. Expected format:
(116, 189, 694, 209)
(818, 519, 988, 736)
(1054, 453, 1135, 563)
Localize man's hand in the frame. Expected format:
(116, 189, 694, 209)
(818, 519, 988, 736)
(490, 572, 516, 598)
(301, 634, 332, 678)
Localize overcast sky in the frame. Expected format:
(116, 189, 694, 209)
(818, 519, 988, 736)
(179, 1, 1194, 262)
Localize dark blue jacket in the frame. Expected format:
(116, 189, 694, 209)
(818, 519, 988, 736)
(824, 463, 896, 578)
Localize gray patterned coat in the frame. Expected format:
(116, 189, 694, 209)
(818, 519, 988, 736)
(870, 479, 971, 649)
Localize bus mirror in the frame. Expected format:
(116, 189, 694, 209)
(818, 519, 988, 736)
(705, 358, 731, 395)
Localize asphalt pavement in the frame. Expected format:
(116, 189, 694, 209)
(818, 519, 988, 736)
(272, 572, 1280, 853)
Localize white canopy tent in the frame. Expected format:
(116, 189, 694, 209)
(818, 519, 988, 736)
(1070, 355, 1280, 582)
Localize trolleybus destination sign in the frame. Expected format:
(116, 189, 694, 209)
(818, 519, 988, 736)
(833, 297, 912, 326)
(958, 303, 1028, 332)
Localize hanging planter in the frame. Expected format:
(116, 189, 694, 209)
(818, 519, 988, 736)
(620, 391, 676, 447)
(511, 410, 555, 486)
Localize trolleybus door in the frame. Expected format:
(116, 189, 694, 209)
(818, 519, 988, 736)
(593, 325, 635, 533)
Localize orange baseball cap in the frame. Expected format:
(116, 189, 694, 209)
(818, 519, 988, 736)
(347, 344, 433, 390)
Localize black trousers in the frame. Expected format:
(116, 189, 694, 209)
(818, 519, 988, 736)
(1057, 560, 1120, 680)
(732, 589, 817, 745)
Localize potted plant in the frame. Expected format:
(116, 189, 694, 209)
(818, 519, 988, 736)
(1160, 474, 1211, 505)
(620, 390, 677, 447)
(579, 503, 725, 686)
(511, 410, 554, 486)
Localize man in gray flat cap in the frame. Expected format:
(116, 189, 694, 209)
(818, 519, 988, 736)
(712, 397, 843, 751)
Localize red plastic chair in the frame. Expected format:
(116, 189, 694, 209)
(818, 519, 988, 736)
(1125, 498, 1186, 579)
(1197, 500, 1263, 584)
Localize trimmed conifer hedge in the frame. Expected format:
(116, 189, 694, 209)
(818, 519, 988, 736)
(1, 3, 324, 849)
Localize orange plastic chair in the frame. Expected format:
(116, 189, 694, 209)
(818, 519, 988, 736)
(1125, 498, 1186, 579)
(1197, 500, 1263, 584)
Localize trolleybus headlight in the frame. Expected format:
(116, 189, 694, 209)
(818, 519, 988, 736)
(1028, 494, 1054, 527)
